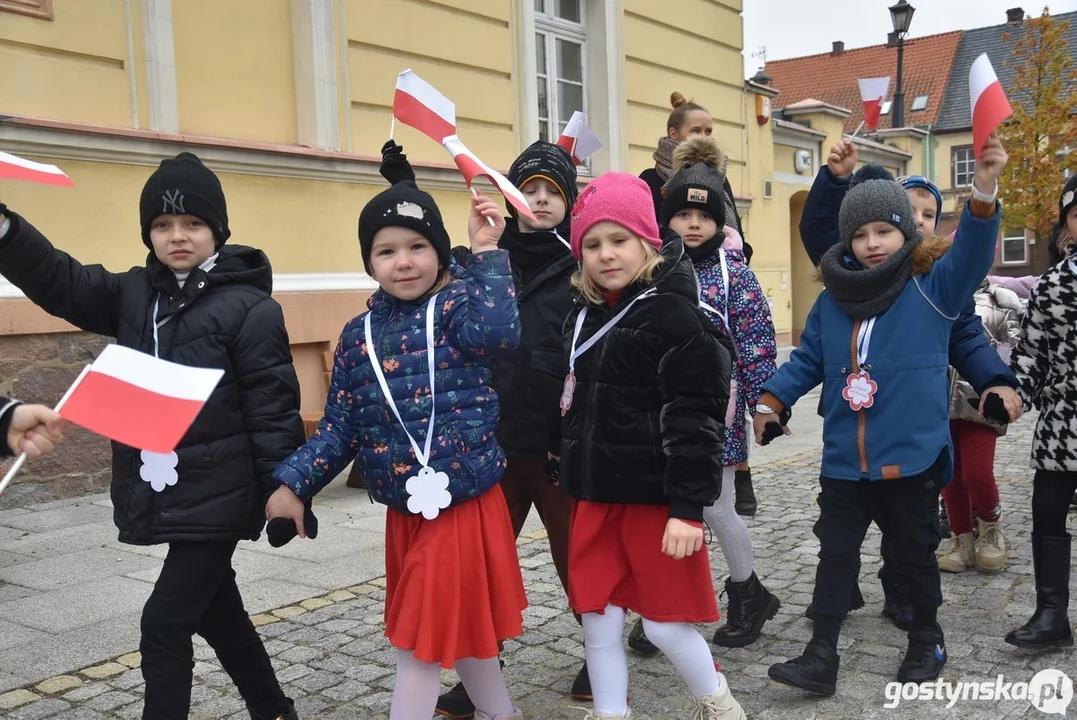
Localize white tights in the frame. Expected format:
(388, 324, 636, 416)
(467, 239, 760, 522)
(390, 649, 513, 719)
(582, 605, 720, 715)
(703, 466, 755, 582)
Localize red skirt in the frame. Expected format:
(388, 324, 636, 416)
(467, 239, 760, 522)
(384, 484, 527, 669)
(568, 500, 719, 623)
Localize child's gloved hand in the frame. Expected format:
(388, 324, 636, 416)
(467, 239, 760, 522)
(546, 453, 560, 486)
(967, 393, 1011, 426)
(266, 485, 312, 542)
(380, 139, 415, 185)
(753, 407, 792, 446)
(266, 499, 320, 547)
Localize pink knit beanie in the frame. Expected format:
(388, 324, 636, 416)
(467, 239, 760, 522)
(569, 172, 662, 260)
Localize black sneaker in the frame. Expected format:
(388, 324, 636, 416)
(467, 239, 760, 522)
(898, 634, 947, 683)
(570, 662, 591, 700)
(805, 581, 864, 620)
(627, 617, 660, 656)
(434, 682, 474, 719)
(768, 641, 840, 696)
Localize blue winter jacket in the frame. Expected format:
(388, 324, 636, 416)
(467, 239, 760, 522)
(798, 167, 1017, 395)
(274, 250, 521, 511)
(765, 201, 1002, 483)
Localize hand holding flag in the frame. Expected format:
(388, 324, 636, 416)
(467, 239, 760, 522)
(969, 53, 1013, 159)
(972, 132, 1007, 198)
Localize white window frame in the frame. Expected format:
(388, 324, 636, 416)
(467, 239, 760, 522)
(534, 1, 588, 148)
(953, 146, 975, 188)
(911, 94, 929, 111)
(516, 0, 625, 175)
(1000, 234, 1028, 265)
(880, 100, 893, 115)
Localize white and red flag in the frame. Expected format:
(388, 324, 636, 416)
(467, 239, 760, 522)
(0, 151, 73, 187)
(556, 111, 603, 165)
(857, 77, 891, 131)
(443, 135, 538, 222)
(59, 345, 224, 453)
(969, 53, 1013, 158)
(392, 69, 457, 143)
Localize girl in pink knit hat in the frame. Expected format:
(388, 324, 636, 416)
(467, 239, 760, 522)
(555, 172, 746, 719)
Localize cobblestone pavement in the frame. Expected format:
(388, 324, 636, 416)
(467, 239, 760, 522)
(0, 404, 1074, 719)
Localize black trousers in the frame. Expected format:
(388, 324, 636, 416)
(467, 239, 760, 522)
(1032, 470, 1077, 537)
(811, 464, 945, 647)
(140, 542, 289, 720)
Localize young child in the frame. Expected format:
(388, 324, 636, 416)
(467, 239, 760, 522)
(0, 154, 305, 720)
(626, 136, 779, 653)
(798, 141, 1021, 630)
(435, 140, 590, 717)
(938, 278, 1021, 574)
(757, 136, 1006, 695)
(1004, 173, 1077, 651)
(558, 172, 744, 719)
(266, 155, 527, 720)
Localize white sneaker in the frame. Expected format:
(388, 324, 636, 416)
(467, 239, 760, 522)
(476, 708, 523, 720)
(693, 673, 746, 720)
(583, 710, 631, 719)
(937, 532, 975, 573)
(975, 519, 1008, 572)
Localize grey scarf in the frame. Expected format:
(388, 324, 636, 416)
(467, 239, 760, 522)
(653, 137, 678, 183)
(819, 240, 919, 319)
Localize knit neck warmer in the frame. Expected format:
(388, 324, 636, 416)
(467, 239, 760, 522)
(653, 137, 678, 183)
(685, 235, 724, 264)
(819, 241, 919, 319)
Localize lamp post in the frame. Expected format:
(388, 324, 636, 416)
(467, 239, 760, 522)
(889, 0, 916, 128)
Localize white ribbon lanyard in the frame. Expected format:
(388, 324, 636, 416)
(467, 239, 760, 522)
(842, 317, 879, 412)
(856, 317, 876, 370)
(553, 230, 572, 251)
(1068, 256, 1077, 277)
(699, 249, 731, 334)
(364, 295, 453, 519)
(561, 290, 656, 415)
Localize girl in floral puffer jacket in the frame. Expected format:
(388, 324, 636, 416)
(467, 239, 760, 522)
(938, 279, 1023, 574)
(267, 144, 526, 720)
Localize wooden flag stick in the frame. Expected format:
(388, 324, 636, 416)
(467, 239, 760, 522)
(849, 120, 865, 138)
(389, 116, 396, 141)
(0, 364, 91, 499)
(470, 186, 496, 227)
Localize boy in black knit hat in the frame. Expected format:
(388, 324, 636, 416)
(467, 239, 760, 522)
(435, 139, 593, 718)
(757, 135, 1007, 696)
(0, 152, 304, 720)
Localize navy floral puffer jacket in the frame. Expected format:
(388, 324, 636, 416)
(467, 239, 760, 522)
(274, 250, 520, 512)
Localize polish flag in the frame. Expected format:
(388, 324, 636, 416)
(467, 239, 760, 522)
(969, 53, 1013, 158)
(0, 151, 74, 187)
(556, 111, 603, 165)
(443, 135, 538, 223)
(857, 77, 891, 131)
(393, 69, 457, 143)
(59, 345, 224, 453)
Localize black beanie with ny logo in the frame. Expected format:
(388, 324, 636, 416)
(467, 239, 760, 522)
(139, 152, 231, 249)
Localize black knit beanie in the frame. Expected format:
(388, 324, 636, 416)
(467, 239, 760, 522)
(139, 152, 230, 248)
(358, 180, 452, 274)
(660, 136, 729, 228)
(507, 141, 578, 214)
(1059, 174, 1077, 227)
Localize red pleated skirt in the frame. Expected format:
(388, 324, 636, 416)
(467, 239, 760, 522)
(568, 500, 719, 623)
(383, 484, 528, 669)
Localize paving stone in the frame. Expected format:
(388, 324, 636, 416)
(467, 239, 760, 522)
(34, 676, 82, 695)
(0, 689, 40, 710)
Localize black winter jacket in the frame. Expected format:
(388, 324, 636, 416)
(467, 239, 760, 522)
(453, 220, 577, 459)
(558, 238, 734, 522)
(0, 212, 304, 545)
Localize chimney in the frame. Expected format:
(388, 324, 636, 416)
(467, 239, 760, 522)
(832, 41, 845, 55)
(1007, 7, 1025, 23)
(887, 31, 898, 48)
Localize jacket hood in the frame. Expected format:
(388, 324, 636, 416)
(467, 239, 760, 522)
(148, 243, 273, 294)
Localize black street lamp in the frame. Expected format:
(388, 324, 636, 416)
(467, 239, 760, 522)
(889, 0, 916, 128)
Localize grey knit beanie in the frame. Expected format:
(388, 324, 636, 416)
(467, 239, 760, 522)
(838, 164, 918, 249)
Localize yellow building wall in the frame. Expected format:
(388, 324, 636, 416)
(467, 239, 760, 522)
(623, 0, 746, 178)
(345, 0, 517, 167)
(0, 0, 134, 128)
(172, 0, 299, 145)
(935, 131, 975, 214)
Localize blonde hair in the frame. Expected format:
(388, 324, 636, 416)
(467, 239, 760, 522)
(571, 239, 665, 305)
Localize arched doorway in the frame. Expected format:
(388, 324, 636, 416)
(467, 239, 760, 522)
(788, 190, 817, 345)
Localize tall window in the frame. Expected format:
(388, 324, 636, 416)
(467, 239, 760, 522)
(1001, 231, 1028, 265)
(952, 146, 975, 188)
(535, 0, 586, 144)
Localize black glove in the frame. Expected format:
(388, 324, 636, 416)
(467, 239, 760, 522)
(967, 392, 1011, 425)
(546, 456, 560, 486)
(266, 499, 319, 548)
(760, 407, 792, 446)
(380, 139, 416, 185)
